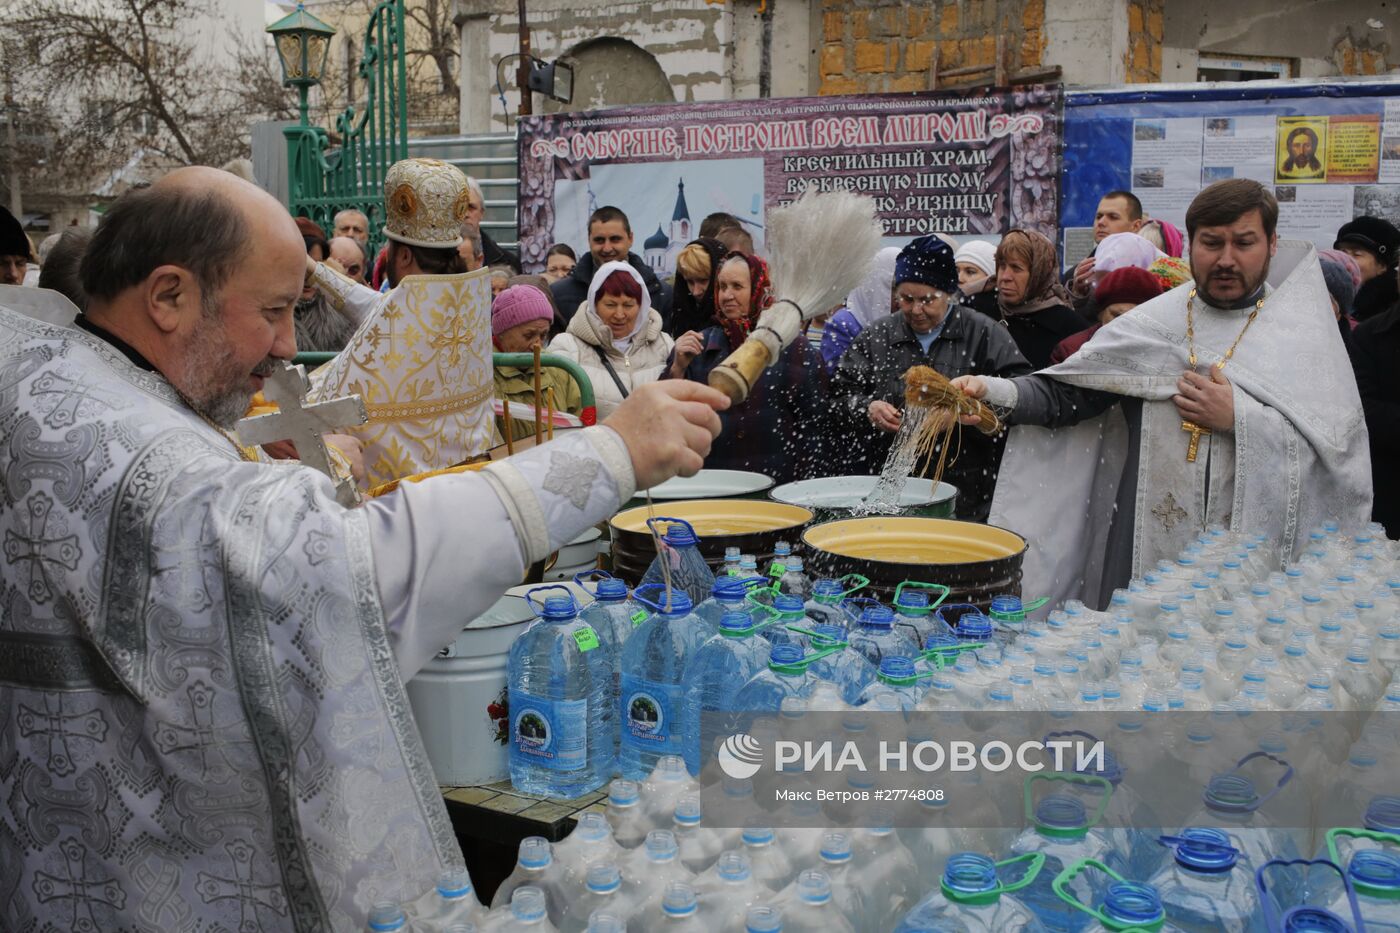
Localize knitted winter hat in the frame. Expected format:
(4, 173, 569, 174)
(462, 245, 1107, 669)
(492, 284, 554, 336)
(1094, 266, 1164, 308)
(1317, 249, 1361, 316)
(894, 235, 958, 292)
(953, 240, 997, 278)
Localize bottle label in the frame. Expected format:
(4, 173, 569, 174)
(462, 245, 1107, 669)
(510, 692, 587, 771)
(572, 626, 600, 652)
(769, 563, 787, 578)
(619, 674, 682, 753)
(630, 610, 649, 627)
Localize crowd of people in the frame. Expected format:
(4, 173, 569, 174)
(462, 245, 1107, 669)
(2, 175, 1394, 539)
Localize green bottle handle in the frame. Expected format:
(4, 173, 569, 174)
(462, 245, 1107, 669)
(1051, 858, 1165, 932)
(894, 580, 951, 611)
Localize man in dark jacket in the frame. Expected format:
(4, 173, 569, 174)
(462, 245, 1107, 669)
(464, 176, 521, 273)
(551, 205, 671, 324)
(1334, 216, 1400, 322)
(833, 236, 1032, 522)
(1349, 301, 1400, 538)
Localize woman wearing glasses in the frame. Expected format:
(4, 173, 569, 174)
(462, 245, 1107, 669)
(832, 236, 1030, 521)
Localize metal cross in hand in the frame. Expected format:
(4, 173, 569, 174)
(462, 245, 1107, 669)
(234, 361, 368, 507)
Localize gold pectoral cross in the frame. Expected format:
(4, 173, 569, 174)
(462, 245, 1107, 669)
(1181, 420, 1211, 463)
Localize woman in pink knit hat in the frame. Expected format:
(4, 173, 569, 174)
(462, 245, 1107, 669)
(492, 284, 582, 441)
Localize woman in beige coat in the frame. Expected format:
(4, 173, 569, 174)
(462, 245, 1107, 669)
(548, 261, 675, 419)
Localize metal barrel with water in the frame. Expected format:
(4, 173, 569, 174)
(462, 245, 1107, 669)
(609, 499, 815, 586)
(769, 475, 958, 522)
(802, 516, 1026, 610)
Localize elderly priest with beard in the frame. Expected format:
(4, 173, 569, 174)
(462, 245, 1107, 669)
(0, 166, 728, 931)
(955, 179, 1372, 610)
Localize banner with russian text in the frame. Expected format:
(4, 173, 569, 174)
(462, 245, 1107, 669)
(516, 86, 1063, 279)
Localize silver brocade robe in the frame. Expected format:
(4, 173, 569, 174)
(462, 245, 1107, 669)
(0, 299, 634, 930)
(989, 241, 1373, 609)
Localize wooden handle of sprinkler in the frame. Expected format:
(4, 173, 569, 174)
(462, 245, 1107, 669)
(708, 338, 773, 404)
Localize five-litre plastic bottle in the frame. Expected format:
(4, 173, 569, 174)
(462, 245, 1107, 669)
(619, 587, 711, 779)
(639, 519, 716, 608)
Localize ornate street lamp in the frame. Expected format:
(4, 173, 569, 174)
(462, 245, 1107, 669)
(267, 2, 336, 126)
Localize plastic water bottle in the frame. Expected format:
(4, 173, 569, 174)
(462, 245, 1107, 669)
(739, 554, 759, 579)
(488, 887, 556, 931)
(894, 852, 1044, 933)
(777, 557, 812, 599)
(605, 780, 648, 849)
(892, 584, 952, 649)
(723, 547, 742, 577)
(1008, 782, 1121, 933)
(509, 590, 615, 797)
(734, 645, 818, 714)
(767, 541, 793, 579)
(639, 518, 715, 607)
(558, 863, 632, 933)
(681, 611, 772, 774)
(639, 755, 700, 835)
(803, 625, 879, 705)
(413, 868, 488, 929)
(693, 852, 769, 930)
(673, 795, 727, 874)
(694, 576, 760, 631)
(633, 880, 706, 930)
(855, 656, 924, 711)
(576, 572, 645, 660)
(1323, 830, 1400, 928)
(492, 838, 568, 923)
(848, 604, 921, 670)
(797, 834, 865, 930)
(1179, 766, 1301, 881)
(804, 578, 853, 630)
(741, 826, 796, 891)
(620, 830, 695, 922)
(772, 869, 854, 933)
(851, 822, 921, 931)
(366, 902, 411, 932)
(1148, 829, 1264, 932)
(619, 587, 711, 779)
(556, 813, 624, 896)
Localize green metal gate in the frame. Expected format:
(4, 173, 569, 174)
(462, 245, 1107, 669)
(284, 0, 407, 252)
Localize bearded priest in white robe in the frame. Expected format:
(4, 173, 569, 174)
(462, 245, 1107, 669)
(956, 180, 1372, 610)
(0, 167, 727, 931)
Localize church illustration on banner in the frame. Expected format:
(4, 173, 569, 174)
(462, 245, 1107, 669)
(642, 178, 692, 280)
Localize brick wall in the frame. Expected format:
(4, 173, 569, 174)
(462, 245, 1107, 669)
(818, 0, 1048, 96)
(1124, 0, 1164, 83)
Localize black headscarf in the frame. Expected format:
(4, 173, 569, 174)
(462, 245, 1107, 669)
(667, 237, 726, 337)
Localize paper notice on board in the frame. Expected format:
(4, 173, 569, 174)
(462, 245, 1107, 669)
(1062, 227, 1096, 273)
(1380, 102, 1400, 183)
(1327, 114, 1381, 184)
(1201, 116, 1277, 185)
(1132, 117, 1205, 190)
(1274, 184, 1354, 249)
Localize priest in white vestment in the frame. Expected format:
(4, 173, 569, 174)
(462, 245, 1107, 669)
(956, 180, 1372, 610)
(0, 166, 727, 931)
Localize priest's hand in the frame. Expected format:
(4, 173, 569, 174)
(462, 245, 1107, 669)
(1174, 367, 1234, 432)
(949, 375, 990, 426)
(605, 381, 730, 489)
(326, 433, 366, 484)
(869, 400, 902, 432)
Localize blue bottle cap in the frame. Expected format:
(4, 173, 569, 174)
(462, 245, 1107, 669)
(811, 579, 843, 597)
(774, 594, 805, 614)
(713, 576, 748, 600)
(595, 578, 628, 601)
(518, 837, 552, 868)
(720, 611, 753, 633)
(810, 624, 845, 643)
(367, 902, 407, 931)
(769, 644, 805, 668)
(955, 613, 993, 640)
(923, 634, 958, 650)
(1349, 850, 1400, 894)
(1203, 774, 1261, 813)
(878, 656, 917, 683)
(896, 591, 930, 609)
(1164, 828, 1239, 872)
(1366, 796, 1400, 833)
(1101, 881, 1165, 928)
(541, 596, 576, 621)
(860, 606, 894, 628)
(655, 591, 694, 614)
(942, 852, 999, 895)
(663, 523, 698, 546)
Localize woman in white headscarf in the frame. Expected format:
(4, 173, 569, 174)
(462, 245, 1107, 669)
(547, 260, 675, 418)
(819, 246, 900, 372)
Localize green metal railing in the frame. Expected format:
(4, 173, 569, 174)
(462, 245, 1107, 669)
(285, 0, 407, 254)
(292, 351, 597, 425)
